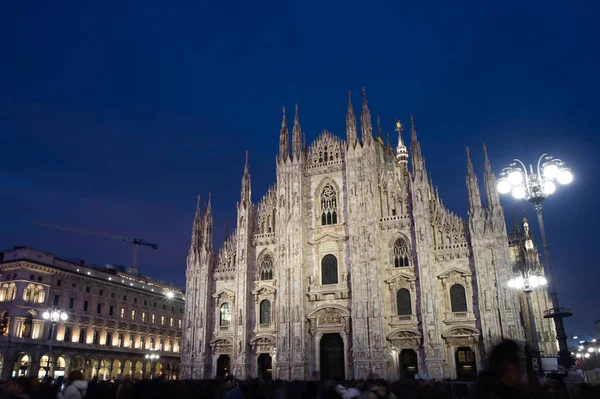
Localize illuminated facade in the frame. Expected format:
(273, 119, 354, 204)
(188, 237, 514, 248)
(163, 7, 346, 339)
(0, 247, 183, 380)
(181, 90, 556, 380)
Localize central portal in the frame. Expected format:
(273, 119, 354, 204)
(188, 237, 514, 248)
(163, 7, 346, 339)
(320, 333, 345, 380)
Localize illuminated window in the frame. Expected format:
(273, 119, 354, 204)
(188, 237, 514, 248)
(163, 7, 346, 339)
(170, 317, 173, 327)
(161, 316, 165, 325)
(131, 310, 136, 320)
(152, 314, 156, 324)
(120, 308, 125, 318)
(178, 319, 182, 328)
(142, 312, 147, 322)
(220, 303, 231, 327)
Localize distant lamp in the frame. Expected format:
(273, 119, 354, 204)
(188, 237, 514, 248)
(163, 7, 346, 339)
(165, 291, 175, 299)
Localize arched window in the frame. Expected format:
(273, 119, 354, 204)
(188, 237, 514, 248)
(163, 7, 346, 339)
(393, 238, 411, 267)
(0, 284, 8, 302)
(34, 286, 45, 303)
(259, 300, 271, 325)
(450, 284, 468, 312)
(320, 185, 338, 225)
(1, 312, 10, 336)
(63, 326, 72, 342)
(321, 254, 338, 285)
(220, 303, 231, 327)
(23, 284, 34, 302)
(8, 283, 16, 301)
(258, 254, 274, 281)
(22, 313, 33, 338)
(396, 289, 412, 316)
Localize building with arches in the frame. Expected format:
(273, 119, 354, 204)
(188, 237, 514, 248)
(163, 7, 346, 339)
(181, 90, 556, 380)
(0, 247, 182, 380)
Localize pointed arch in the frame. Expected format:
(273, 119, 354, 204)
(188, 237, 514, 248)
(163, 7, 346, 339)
(257, 251, 275, 281)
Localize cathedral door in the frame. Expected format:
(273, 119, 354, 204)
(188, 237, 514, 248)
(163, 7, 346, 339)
(320, 333, 345, 380)
(455, 347, 477, 381)
(216, 355, 230, 379)
(257, 353, 272, 380)
(399, 349, 418, 379)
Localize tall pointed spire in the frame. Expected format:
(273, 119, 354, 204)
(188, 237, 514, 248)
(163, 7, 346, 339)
(466, 146, 483, 214)
(292, 103, 302, 159)
(202, 192, 213, 253)
(483, 144, 501, 209)
(241, 151, 251, 204)
(346, 90, 358, 148)
(224, 218, 229, 239)
(376, 115, 382, 141)
(278, 106, 289, 162)
(190, 194, 203, 254)
(360, 87, 373, 145)
(395, 120, 408, 164)
(410, 114, 425, 173)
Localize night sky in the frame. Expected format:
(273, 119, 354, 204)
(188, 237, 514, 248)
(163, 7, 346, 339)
(1, 1, 599, 337)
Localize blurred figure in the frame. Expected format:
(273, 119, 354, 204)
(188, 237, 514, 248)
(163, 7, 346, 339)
(475, 340, 525, 399)
(222, 376, 244, 399)
(345, 382, 361, 399)
(359, 379, 395, 399)
(6, 378, 30, 399)
(62, 371, 87, 399)
(116, 375, 134, 399)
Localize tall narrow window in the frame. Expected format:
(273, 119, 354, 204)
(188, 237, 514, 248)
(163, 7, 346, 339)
(320, 185, 338, 225)
(79, 328, 86, 344)
(220, 303, 231, 327)
(106, 332, 112, 346)
(118, 333, 124, 347)
(63, 326, 72, 342)
(258, 254, 274, 281)
(259, 300, 271, 324)
(22, 313, 33, 338)
(396, 288, 412, 316)
(92, 330, 99, 345)
(321, 254, 338, 285)
(393, 238, 411, 267)
(450, 284, 468, 312)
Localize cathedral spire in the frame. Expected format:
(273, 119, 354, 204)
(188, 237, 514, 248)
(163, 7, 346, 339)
(189, 194, 203, 255)
(203, 192, 213, 253)
(483, 144, 502, 210)
(292, 103, 302, 160)
(278, 106, 289, 162)
(224, 218, 229, 239)
(346, 90, 358, 148)
(376, 115, 382, 141)
(360, 87, 373, 146)
(395, 120, 408, 165)
(410, 114, 425, 173)
(466, 146, 483, 214)
(241, 150, 251, 205)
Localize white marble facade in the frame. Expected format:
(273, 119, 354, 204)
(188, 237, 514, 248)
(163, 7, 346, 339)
(181, 89, 556, 381)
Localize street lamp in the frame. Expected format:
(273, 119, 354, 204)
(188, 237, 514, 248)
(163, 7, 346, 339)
(496, 153, 573, 366)
(144, 351, 160, 379)
(41, 308, 68, 377)
(507, 270, 547, 373)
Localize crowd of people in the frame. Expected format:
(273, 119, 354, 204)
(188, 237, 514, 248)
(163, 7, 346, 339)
(0, 341, 598, 399)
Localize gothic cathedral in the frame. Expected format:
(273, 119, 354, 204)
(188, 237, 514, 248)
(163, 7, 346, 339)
(181, 89, 556, 381)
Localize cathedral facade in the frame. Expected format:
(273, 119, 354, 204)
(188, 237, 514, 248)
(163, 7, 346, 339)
(181, 89, 556, 381)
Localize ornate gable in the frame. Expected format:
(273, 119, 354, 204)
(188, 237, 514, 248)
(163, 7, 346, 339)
(306, 130, 345, 174)
(212, 288, 235, 303)
(384, 272, 416, 291)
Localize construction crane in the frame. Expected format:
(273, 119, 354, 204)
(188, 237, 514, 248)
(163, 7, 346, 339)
(34, 223, 158, 270)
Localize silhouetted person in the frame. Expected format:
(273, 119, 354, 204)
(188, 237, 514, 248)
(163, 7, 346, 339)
(61, 371, 87, 399)
(476, 340, 525, 399)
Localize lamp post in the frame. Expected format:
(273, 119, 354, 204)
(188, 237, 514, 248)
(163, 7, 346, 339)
(144, 351, 160, 379)
(41, 308, 68, 377)
(496, 153, 574, 366)
(507, 271, 547, 373)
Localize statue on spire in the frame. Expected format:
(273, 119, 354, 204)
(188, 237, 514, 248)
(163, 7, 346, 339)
(466, 146, 483, 214)
(292, 103, 302, 159)
(395, 119, 408, 165)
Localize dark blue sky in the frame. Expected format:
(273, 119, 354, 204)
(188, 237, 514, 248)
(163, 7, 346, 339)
(1, 1, 598, 336)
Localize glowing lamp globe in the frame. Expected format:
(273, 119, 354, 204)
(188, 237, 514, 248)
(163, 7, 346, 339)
(576, 353, 582, 358)
(529, 275, 539, 287)
(42, 311, 50, 320)
(538, 276, 547, 286)
(60, 312, 68, 321)
(511, 186, 526, 199)
(543, 162, 560, 179)
(497, 178, 512, 194)
(557, 168, 573, 185)
(507, 169, 523, 185)
(585, 353, 591, 358)
(543, 181, 556, 195)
